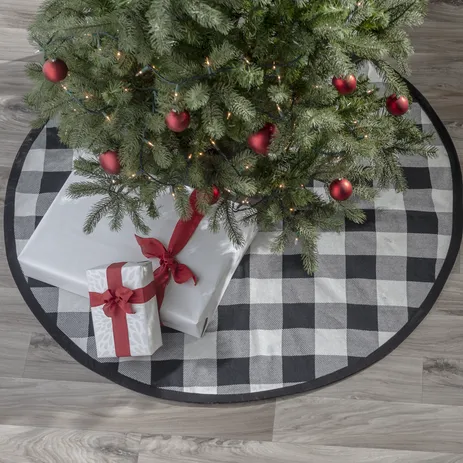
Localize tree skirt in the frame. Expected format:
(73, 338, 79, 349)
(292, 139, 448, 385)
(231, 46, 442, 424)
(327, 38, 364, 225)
(5, 77, 462, 404)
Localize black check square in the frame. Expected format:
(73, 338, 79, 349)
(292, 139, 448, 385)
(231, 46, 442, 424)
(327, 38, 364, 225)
(407, 211, 438, 234)
(283, 254, 314, 279)
(282, 356, 315, 382)
(217, 358, 250, 386)
(232, 253, 250, 279)
(283, 303, 315, 329)
(347, 304, 378, 331)
(217, 304, 250, 331)
(407, 257, 436, 283)
(40, 172, 73, 194)
(403, 167, 432, 189)
(46, 127, 68, 150)
(151, 360, 184, 387)
(346, 255, 376, 280)
(345, 209, 375, 232)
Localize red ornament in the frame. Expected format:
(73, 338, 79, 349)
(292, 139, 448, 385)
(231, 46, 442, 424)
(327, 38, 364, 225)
(386, 94, 409, 116)
(329, 178, 353, 201)
(211, 185, 221, 203)
(248, 123, 278, 155)
(332, 75, 357, 95)
(43, 59, 68, 83)
(99, 150, 121, 175)
(165, 110, 191, 132)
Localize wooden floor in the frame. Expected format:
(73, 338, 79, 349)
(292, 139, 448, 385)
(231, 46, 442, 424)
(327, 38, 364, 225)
(1, 1, 463, 461)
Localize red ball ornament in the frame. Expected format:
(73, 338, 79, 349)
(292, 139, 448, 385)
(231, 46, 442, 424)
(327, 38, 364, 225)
(99, 150, 121, 175)
(248, 123, 278, 155)
(386, 94, 409, 116)
(332, 75, 357, 95)
(165, 110, 191, 132)
(211, 185, 221, 203)
(329, 178, 353, 201)
(43, 59, 68, 83)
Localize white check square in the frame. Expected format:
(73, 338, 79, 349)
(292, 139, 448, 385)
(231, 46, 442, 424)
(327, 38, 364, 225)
(15, 193, 38, 217)
(317, 232, 345, 255)
(315, 329, 347, 356)
(376, 232, 407, 256)
(377, 280, 407, 306)
(250, 278, 282, 304)
(22, 149, 45, 171)
(315, 278, 346, 303)
(250, 329, 282, 357)
(375, 189, 406, 210)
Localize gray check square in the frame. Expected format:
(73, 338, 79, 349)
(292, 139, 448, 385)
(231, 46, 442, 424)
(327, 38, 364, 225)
(44, 149, 75, 172)
(375, 210, 408, 233)
(250, 356, 283, 384)
(36, 193, 60, 216)
(407, 233, 437, 259)
(377, 306, 409, 333)
(31, 287, 59, 313)
(430, 167, 453, 191)
(315, 303, 347, 329)
(403, 189, 435, 213)
(183, 359, 217, 387)
(314, 255, 346, 279)
(282, 328, 315, 356)
(346, 279, 377, 306)
(345, 231, 376, 255)
(15, 216, 38, 240)
(250, 254, 282, 279)
(250, 303, 283, 330)
(347, 329, 379, 357)
(282, 278, 314, 304)
(16, 171, 43, 194)
(119, 360, 151, 384)
(376, 256, 407, 281)
(217, 330, 250, 359)
(315, 355, 348, 377)
(407, 281, 433, 308)
(220, 279, 249, 305)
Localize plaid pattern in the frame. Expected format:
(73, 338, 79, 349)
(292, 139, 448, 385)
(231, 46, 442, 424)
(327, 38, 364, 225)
(11, 71, 454, 400)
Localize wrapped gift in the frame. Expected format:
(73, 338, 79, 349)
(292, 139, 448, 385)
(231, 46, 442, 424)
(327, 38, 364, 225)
(87, 261, 162, 358)
(19, 172, 257, 337)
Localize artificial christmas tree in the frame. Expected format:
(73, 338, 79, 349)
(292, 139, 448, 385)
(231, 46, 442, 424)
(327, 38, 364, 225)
(26, 0, 434, 273)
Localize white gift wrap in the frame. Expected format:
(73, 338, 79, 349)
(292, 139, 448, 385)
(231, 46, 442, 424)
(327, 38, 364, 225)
(87, 261, 162, 358)
(19, 172, 257, 337)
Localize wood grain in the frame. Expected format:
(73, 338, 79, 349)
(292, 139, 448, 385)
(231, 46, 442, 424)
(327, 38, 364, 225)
(0, 377, 275, 441)
(22, 333, 109, 383)
(138, 435, 463, 463)
(423, 358, 463, 406)
(0, 425, 140, 463)
(311, 355, 423, 403)
(0, 330, 30, 377)
(273, 396, 463, 453)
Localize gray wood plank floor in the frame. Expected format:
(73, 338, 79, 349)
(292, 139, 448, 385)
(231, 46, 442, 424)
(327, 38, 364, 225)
(1, 1, 463, 461)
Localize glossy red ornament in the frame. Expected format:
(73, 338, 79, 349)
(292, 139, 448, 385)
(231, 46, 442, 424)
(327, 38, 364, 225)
(42, 59, 68, 83)
(329, 178, 353, 201)
(211, 185, 221, 203)
(386, 94, 409, 116)
(165, 110, 191, 132)
(99, 150, 121, 175)
(248, 123, 278, 155)
(332, 75, 357, 95)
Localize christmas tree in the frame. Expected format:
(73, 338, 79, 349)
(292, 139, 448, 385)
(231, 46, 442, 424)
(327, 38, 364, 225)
(26, 0, 433, 273)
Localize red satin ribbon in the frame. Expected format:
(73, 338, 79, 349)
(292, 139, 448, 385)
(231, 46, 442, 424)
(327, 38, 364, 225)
(136, 190, 204, 309)
(89, 262, 156, 357)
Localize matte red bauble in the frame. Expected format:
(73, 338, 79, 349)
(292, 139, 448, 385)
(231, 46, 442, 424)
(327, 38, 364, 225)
(386, 94, 409, 116)
(99, 150, 121, 175)
(165, 110, 191, 132)
(329, 178, 353, 201)
(332, 75, 357, 95)
(248, 123, 278, 155)
(43, 59, 68, 83)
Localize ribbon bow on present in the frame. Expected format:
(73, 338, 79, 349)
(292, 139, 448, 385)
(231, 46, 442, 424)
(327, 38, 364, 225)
(97, 286, 135, 318)
(89, 262, 156, 357)
(135, 190, 207, 308)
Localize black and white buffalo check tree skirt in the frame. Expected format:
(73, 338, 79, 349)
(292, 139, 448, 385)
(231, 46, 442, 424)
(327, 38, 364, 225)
(5, 73, 462, 403)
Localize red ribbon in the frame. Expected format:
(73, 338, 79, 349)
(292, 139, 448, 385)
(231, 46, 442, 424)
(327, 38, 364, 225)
(136, 190, 204, 309)
(89, 262, 156, 357)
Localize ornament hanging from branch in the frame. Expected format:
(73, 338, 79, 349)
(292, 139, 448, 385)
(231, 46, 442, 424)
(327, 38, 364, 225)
(166, 110, 191, 132)
(332, 75, 357, 95)
(43, 59, 68, 83)
(99, 150, 121, 175)
(329, 178, 353, 201)
(248, 123, 278, 155)
(386, 94, 409, 116)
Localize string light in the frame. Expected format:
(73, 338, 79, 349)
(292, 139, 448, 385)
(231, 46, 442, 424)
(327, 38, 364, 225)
(131, 173, 137, 178)
(279, 183, 284, 189)
(124, 87, 129, 92)
(243, 57, 251, 65)
(146, 141, 154, 147)
(116, 51, 122, 59)
(188, 153, 193, 160)
(276, 104, 283, 116)
(289, 208, 294, 212)
(227, 112, 232, 120)
(112, 179, 117, 184)
(295, 237, 299, 244)
(272, 62, 277, 70)
(245, 165, 250, 170)
(210, 139, 216, 146)
(300, 184, 305, 188)
(103, 112, 111, 121)
(199, 152, 204, 156)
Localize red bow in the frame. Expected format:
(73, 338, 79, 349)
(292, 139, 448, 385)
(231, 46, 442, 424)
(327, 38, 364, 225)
(89, 262, 156, 357)
(136, 190, 204, 308)
(97, 287, 135, 318)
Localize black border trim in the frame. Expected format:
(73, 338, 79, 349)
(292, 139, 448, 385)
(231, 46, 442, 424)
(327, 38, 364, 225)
(4, 81, 463, 404)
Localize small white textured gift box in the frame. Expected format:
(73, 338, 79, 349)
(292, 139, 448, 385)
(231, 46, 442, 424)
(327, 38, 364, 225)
(19, 172, 257, 337)
(87, 261, 162, 358)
